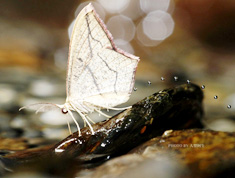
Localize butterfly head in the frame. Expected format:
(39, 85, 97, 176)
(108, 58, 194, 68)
(61, 107, 68, 114)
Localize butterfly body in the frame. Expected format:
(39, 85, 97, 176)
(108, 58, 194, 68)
(20, 3, 139, 136)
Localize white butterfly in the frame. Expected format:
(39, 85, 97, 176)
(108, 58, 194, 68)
(20, 3, 140, 136)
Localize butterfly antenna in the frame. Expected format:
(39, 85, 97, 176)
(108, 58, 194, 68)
(35, 105, 47, 114)
(67, 109, 81, 136)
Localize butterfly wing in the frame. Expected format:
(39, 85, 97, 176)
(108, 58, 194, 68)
(66, 4, 139, 108)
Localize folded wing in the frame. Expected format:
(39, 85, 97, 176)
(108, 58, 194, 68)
(67, 4, 139, 108)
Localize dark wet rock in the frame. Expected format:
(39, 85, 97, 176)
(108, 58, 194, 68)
(52, 83, 203, 160)
(2, 84, 203, 174)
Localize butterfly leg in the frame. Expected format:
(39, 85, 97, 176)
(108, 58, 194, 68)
(67, 109, 81, 136)
(66, 119, 72, 135)
(94, 108, 111, 118)
(84, 114, 96, 124)
(70, 102, 95, 135)
(104, 106, 132, 111)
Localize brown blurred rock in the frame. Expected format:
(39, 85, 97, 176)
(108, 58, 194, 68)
(130, 129, 235, 177)
(78, 129, 235, 178)
(0, 137, 28, 151)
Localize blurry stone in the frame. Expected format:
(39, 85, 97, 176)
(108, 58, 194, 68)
(42, 127, 71, 140)
(205, 118, 235, 132)
(0, 114, 11, 130)
(10, 116, 29, 129)
(0, 48, 41, 68)
(77, 153, 186, 178)
(0, 84, 17, 108)
(39, 110, 74, 126)
(0, 128, 24, 138)
(0, 68, 32, 87)
(54, 47, 68, 70)
(28, 79, 65, 97)
(23, 128, 43, 138)
(0, 137, 28, 151)
(4, 172, 48, 178)
(0, 17, 58, 69)
(4, 152, 80, 178)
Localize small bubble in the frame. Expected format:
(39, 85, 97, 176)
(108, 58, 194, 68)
(214, 95, 218, 99)
(201, 85, 205, 89)
(187, 80, 190, 84)
(161, 77, 165, 81)
(147, 80, 151, 85)
(133, 87, 137, 91)
(174, 76, 178, 81)
(101, 143, 106, 147)
(227, 105, 231, 109)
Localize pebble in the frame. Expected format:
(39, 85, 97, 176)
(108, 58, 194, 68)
(0, 84, 17, 107)
(39, 110, 74, 126)
(29, 79, 59, 97)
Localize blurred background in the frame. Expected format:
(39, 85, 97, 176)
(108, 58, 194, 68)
(0, 0, 235, 140)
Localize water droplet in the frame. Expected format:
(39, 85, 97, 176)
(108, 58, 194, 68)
(134, 87, 137, 91)
(101, 143, 106, 147)
(187, 80, 190, 84)
(214, 95, 218, 99)
(147, 80, 151, 85)
(201, 85, 205, 89)
(227, 105, 231, 109)
(161, 77, 165, 81)
(174, 76, 178, 81)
